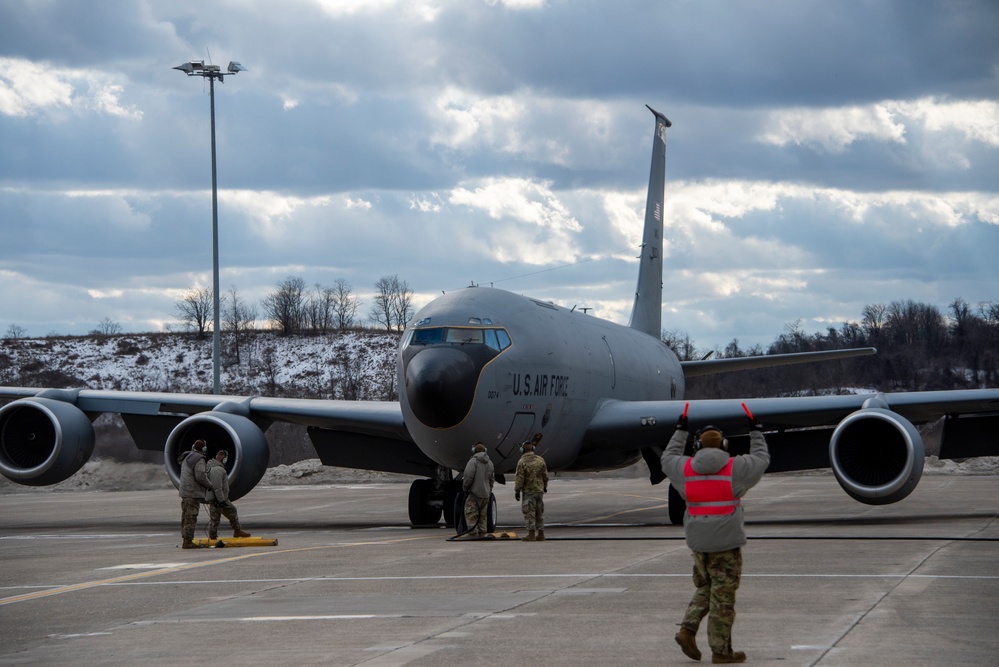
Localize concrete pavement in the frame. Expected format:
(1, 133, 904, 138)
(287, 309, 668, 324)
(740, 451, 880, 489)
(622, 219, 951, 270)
(1, 474, 997, 666)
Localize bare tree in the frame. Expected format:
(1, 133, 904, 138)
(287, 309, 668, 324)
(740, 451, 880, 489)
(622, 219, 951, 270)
(262, 276, 307, 335)
(90, 317, 122, 336)
(369, 275, 395, 332)
(389, 276, 414, 331)
(175, 287, 215, 338)
(305, 283, 335, 335)
(369, 274, 413, 332)
(861, 303, 888, 341)
(4, 324, 26, 340)
(223, 285, 257, 365)
(332, 279, 361, 331)
(662, 328, 698, 361)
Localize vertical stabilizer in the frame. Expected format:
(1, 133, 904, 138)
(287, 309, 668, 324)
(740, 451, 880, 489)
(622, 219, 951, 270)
(627, 106, 670, 337)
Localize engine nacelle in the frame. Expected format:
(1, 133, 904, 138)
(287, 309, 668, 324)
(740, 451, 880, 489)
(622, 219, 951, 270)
(164, 411, 269, 501)
(829, 407, 924, 505)
(0, 397, 95, 486)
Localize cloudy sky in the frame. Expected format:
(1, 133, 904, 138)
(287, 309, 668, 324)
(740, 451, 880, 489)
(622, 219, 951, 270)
(2, 0, 997, 351)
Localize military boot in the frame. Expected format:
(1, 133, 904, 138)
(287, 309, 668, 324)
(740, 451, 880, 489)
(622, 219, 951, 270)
(182, 539, 201, 549)
(674, 626, 701, 661)
(711, 650, 746, 664)
(208, 530, 218, 540)
(233, 528, 251, 538)
(536, 530, 545, 541)
(522, 530, 536, 542)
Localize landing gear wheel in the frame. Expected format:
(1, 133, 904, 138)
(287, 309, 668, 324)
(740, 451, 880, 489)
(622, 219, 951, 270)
(487, 493, 497, 533)
(668, 483, 686, 526)
(443, 480, 462, 527)
(453, 491, 467, 535)
(408, 479, 442, 526)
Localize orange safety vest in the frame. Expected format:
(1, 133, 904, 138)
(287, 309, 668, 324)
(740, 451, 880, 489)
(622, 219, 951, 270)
(683, 458, 740, 516)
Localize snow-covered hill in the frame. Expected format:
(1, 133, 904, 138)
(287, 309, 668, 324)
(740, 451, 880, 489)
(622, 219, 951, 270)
(1, 330, 400, 399)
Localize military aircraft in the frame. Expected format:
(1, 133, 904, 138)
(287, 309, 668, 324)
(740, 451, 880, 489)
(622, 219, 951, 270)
(1, 107, 997, 528)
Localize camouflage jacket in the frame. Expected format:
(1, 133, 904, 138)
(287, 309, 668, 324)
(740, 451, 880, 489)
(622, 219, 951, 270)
(515, 452, 549, 495)
(177, 450, 210, 499)
(462, 451, 495, 499)
(205, 458, 230, 503)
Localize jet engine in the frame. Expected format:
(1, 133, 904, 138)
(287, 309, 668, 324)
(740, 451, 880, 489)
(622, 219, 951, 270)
(829, 407, 924, 505)
(0, 397, 95, 486)
(164, 409, 269, 501)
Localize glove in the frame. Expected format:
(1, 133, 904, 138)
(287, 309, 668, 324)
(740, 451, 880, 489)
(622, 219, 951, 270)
(214, 499, 227, 509)
(742, 402, 762, 431)
(515, 492, 521, 501)
(676, 402, 689, 431)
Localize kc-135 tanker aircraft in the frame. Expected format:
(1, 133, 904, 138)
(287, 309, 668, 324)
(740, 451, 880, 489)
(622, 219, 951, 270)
(2, 107, 997, 528)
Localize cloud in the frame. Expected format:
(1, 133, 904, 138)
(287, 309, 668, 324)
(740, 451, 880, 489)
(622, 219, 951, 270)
(0, 57, 141, 120)
(223, 190, 334, 235)
(757, 97, 999, 166)
(758, 103, 906, 152)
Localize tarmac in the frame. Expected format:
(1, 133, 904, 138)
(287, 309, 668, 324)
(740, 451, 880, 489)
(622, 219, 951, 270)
(0, 474, 997, 666)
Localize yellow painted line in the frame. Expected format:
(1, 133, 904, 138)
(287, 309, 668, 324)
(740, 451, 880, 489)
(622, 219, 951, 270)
(0, 534, 436, 607)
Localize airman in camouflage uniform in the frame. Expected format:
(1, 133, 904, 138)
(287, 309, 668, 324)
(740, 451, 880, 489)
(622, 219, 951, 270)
(205, 450, 251, 540)
(461, 442, 495, 537)
(514, 436, 549, 542)
(178, 440, 212, 549)
(661, 410, 770, 664)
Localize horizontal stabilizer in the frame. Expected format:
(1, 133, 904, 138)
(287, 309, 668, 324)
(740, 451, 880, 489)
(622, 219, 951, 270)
(681, 347, 876, 378)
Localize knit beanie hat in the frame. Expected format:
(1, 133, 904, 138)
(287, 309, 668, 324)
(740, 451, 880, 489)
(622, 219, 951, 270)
(699, 429, 723, 448)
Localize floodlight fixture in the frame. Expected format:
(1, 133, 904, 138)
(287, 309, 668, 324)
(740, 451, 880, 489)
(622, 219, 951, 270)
(173, 56, 245, 394)
(172, 60, 205, 74)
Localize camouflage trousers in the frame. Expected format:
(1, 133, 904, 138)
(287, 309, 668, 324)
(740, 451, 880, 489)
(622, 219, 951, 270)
(521, 492, 545, 531)
(208, 500, 241, 537)
(180, 497, 203, 540)
(681, 547, 742, 655)
(463, 495, 490, 536)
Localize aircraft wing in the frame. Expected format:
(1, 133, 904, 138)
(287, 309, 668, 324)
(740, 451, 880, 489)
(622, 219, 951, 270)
(584, 388, 999, 461)
(0, 387, 428, 498)
(0, 387, 409, 439)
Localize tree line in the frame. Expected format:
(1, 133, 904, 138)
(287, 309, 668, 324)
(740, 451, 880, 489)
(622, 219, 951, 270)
(174, 273, 413, 338)
(668, 298, 999, 397)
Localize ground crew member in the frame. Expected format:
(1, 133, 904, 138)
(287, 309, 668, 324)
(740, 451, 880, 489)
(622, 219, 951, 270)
(514, 435, 549, 541)
(205, 450, 251, 540)
(661, 405, 770, 664)
(461, 442, 495, 537)
(178, 440, 211, 549)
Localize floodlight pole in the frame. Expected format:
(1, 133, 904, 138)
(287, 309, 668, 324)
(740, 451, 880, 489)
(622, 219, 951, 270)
(173, 60, 245, 395)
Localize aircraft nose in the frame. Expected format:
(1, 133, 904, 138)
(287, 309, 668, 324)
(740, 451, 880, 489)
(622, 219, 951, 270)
(405, 347, 478, 429)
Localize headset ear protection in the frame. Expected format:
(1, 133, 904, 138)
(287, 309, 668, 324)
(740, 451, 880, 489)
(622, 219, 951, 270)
(471, 443, 486, 454)
(693, 426, 728, 453)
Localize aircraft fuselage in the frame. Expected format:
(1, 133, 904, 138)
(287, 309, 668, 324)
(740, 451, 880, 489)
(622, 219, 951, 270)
(399, 287, 684, 474)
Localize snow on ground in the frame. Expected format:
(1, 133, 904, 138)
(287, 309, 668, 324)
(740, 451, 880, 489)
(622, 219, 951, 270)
(1, 330, 400, 398)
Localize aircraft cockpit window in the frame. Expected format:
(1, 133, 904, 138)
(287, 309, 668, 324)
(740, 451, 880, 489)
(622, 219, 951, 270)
(410, 327, 444, 345)
(494, 328, 511, 350)
(406, 326, 510, 351)
(484, 329, 499, 350)
(446, 328, 483, 344)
